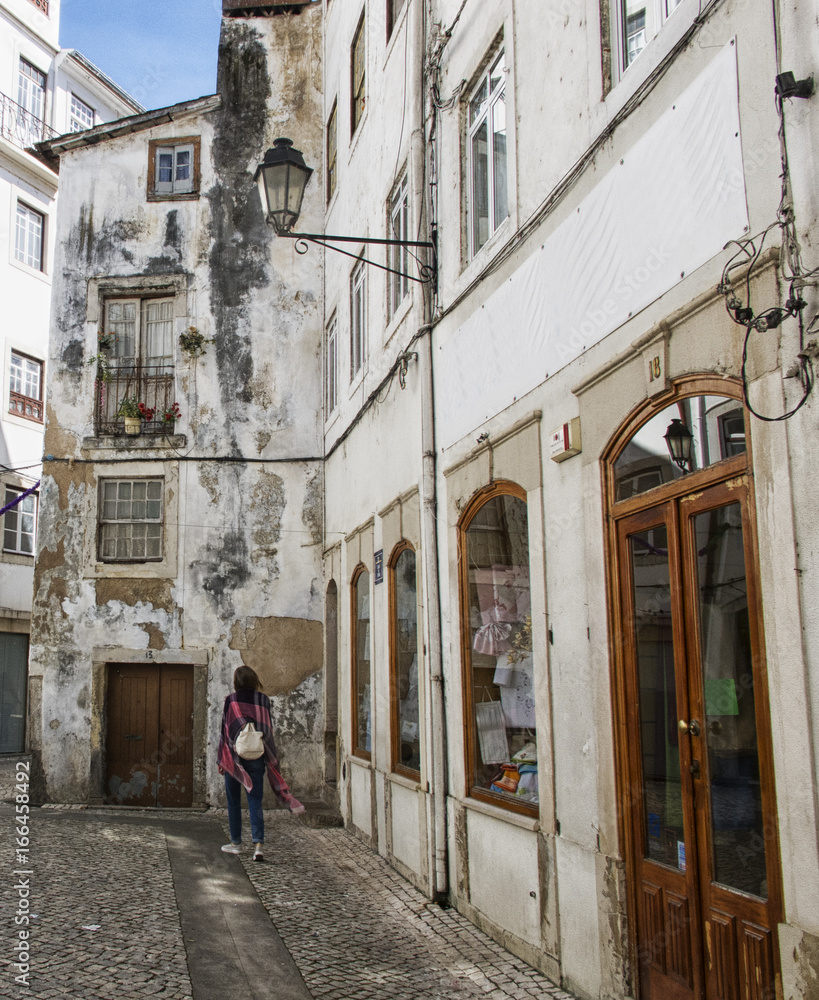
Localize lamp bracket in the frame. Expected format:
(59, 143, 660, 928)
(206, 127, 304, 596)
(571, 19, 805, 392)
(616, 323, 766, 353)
(277, 230, 436, 284)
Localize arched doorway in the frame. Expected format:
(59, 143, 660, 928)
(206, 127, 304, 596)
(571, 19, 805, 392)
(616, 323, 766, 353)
(605, 376, 782, 1000)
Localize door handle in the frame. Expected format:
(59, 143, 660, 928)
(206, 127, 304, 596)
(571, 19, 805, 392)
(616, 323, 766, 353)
(678, 719, 700, 736)
(689, 759, 701, 776)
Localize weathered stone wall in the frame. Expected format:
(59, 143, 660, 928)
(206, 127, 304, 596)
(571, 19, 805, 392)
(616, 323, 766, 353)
(30, 6, 326, 807)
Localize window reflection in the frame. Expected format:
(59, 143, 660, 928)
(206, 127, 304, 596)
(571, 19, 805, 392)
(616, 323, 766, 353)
(615, 395, 746, 502)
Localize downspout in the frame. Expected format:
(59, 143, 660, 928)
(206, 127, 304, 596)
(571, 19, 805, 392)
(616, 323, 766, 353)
(413, 0, 448, 904)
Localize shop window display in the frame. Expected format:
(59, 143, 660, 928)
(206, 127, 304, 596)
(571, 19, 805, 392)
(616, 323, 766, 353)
(390, 544, 420, 774)
(352, 567, 372, 758)
(462, 489, 537, 809)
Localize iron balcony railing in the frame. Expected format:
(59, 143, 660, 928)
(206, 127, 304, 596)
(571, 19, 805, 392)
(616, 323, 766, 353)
(0, 92, 58, 151)
(94, 364, 176, 437)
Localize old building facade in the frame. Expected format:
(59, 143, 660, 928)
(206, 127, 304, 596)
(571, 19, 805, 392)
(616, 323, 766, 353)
(31, 0, 819, 998)
(0, 0, 139, 767)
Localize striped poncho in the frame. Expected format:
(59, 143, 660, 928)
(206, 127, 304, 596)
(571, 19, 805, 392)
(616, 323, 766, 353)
(217, 689, 304, 814)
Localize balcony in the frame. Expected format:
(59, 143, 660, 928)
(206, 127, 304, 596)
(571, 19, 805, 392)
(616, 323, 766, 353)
(27, 0, 49, 13)
(94, 365, 176, 437)
(0, 92, 57, 152)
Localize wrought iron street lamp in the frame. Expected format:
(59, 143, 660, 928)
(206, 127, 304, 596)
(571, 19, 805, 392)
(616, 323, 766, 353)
(254, 137, 436, 283)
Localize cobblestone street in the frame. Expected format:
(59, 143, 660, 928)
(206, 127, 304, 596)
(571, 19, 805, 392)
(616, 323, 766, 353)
(0, 806, 577, 1000)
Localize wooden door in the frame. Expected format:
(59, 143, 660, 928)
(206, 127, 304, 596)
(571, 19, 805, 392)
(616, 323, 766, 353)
(106, 663, 193, 807)
(616, 480, 780, 1000)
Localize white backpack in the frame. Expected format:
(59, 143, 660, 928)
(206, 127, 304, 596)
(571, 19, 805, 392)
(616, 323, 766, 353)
(235, 721, 265, 760)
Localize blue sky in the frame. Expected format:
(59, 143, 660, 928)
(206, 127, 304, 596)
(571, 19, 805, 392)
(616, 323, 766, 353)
(60, 0, 223, 111)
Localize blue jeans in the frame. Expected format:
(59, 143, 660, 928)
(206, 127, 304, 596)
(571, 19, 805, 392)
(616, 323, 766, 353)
(225, 757, 266, 844)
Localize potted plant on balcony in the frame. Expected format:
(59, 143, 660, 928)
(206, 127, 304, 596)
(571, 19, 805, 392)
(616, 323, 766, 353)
(162, 402, 181, 427)
(117, 396, 155, 435)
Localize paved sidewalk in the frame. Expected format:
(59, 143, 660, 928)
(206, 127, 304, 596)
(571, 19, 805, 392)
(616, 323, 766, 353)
(233, 820, 573, 1000)
(0, 805, 577, 1000)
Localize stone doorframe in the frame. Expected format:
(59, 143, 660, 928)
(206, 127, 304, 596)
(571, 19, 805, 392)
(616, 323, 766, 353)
(89, 646, 209, 807)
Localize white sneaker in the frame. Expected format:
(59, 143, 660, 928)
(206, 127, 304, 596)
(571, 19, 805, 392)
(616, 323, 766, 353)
(253, 843, 264, 862)
(221, 842, 242, 854)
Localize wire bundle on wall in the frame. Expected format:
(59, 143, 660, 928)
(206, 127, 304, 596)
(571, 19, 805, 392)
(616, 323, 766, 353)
(718, 65, 817, 422)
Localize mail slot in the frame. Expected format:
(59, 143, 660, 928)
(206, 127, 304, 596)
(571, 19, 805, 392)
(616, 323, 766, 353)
(124, 735, 143, 741)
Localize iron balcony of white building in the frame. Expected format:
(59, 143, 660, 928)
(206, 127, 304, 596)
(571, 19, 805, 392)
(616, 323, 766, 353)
(95, 365, 176, 437)
(0, 92, 58, 152)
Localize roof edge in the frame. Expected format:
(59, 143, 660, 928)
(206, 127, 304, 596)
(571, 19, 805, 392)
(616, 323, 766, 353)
(62, 49, 145, 115)
(37, 94, 222, 161)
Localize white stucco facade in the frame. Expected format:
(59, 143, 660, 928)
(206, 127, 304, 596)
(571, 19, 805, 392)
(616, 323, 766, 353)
(0, 0, 139, 761)
(25, 0, 819, 997)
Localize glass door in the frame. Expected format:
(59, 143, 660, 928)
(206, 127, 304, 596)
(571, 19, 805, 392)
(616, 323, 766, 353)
(680, 479, 779, 1000)
(617, 480, 780, 999)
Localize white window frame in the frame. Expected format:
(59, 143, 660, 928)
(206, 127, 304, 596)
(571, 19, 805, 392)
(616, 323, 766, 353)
(70, 93, 94, 132)
(612, 0, 686, 80)
(388, 176, 409, 320)
(467, 48, 508, 260)
(17, 58, 45, 121)
(3, 487, 37, 556)
(154, 143, 194, 195)
(8, 351, 43, 422)
(325, 314, 338, 416)
(327, 100, 338, 204)
(350, 260, 367, 380)
(15, 202, 44, 271)
(98, 478, 164, 563)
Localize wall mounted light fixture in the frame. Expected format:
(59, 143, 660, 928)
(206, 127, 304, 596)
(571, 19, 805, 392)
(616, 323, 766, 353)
(254, 138, 436, 283)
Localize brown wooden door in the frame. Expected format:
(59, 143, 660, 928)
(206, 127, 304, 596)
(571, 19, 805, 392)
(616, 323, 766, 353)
(106, 663, 193, 807)
(617, 479, 780, 1000)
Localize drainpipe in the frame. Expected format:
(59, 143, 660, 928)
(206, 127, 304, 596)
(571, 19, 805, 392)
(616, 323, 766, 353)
(413, 0, 448, 904)
(419, 324, 448, 904)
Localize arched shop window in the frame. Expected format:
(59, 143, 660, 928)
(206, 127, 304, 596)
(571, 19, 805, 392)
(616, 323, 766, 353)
(459, 483, 537, 815)
(351, 566, 372, 760)
(389, 543, 420, 776)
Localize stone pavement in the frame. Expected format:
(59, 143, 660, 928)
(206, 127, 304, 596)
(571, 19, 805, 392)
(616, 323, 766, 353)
(0, 805, 578, 1000)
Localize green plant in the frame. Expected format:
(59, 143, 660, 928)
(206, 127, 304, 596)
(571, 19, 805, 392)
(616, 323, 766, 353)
(87, 331, 115, 381)
(179, 326, 212, 359)
(117, 396, 155, 421)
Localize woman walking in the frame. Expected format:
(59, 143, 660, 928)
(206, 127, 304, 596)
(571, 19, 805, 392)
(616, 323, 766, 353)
(217, 665, 304, 861)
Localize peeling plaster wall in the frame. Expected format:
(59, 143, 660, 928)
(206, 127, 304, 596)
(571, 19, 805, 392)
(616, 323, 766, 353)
(30, 6, 326, 806)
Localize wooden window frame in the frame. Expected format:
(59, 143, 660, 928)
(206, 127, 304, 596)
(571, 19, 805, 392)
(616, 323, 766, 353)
(8, 351, 44, 422)
(98, 477, 164, 563)
(351, 11, 366, 136)
(350, 564, 372, 761)
(388, 541, 420, 778)
(326, 100, 338, 203)
(457, 479, 537, 818)
(147, 136, 201, 202)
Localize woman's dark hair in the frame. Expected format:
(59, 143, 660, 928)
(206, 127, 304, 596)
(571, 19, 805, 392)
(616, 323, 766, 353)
(233, 665, 263, 692)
